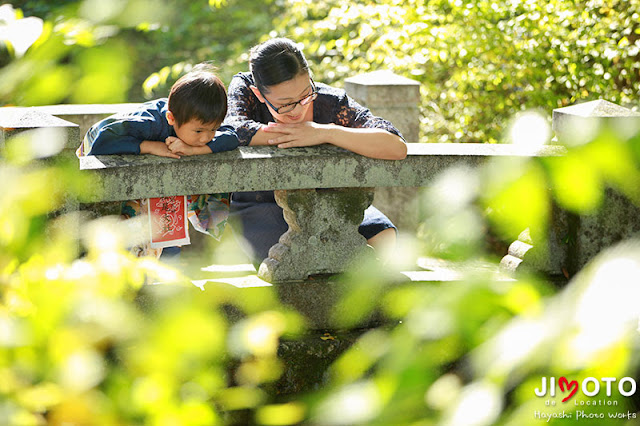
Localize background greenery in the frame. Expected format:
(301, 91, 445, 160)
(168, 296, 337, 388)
(1, 1, 640, 425)
(5, 0, 640, 143)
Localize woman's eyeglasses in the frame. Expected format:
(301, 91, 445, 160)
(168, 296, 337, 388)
(262, 80, 318, 114)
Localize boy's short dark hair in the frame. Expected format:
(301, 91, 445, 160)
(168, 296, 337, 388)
(168, 63, 227, 126)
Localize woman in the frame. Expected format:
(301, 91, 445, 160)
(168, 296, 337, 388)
(224, 37, 407, 265)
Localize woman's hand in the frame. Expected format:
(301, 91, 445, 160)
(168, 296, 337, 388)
(261, 122, 407, 160)
(262, 122, 329, 148)
(140, 140, 181, 159)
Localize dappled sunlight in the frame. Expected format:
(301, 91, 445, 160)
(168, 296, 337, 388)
(425, 373, 462, 411)
(483, 160, 549, 241)
(419, 166, 485, 258)
(2, 1, 640, 424)
(0, 314, 30, 347)
(470, 240, 640, 418)
(406, 307, 455, 340)
(0, 5, 43, 57)
(556, 115, 601, 147)
(2, 128, 67, 164)
(83, 217, 126, 253)
(58, 349, 105, 392)
(570, 245, 640, 364)
(228, 311, 286, 358)
(314, 381, 383, 426)
(331, 329, 391, 384)
(473, 316, 549, 380)
(507, 111, 551, 148)
(83, 215, 147, 254)
(442, 381, 502, 426)
(256, 402, 307, 426)
(79, 0, 128, 23)
(64, 259, 97, 282)
(427, 166, 480, 212)
(383, 232, 421, 271)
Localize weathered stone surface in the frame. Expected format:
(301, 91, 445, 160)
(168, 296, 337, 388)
(0, 107, 80, 149)
(504, 100, 640, 278)
(273, 329, 367, 395)
(553, 100, 640, 145)
(258, 188, 374, 283)
(574, 188, 640, 272)
(79, 143, 565, 202)
(30, 103, 141, 138)
(345, 72, 423, 232)
(553, 100, 640, 274)
(345, 70, 421, 143)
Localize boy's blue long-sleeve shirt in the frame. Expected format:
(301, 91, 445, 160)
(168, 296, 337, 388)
(81, 98, 239, 156)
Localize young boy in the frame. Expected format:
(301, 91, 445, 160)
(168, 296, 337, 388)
(78, 63, 239, 257)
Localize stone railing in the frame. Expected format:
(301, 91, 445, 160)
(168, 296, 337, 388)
(2, 72, 639, 288)
(3, 77, 639, 395)
(78, 142, 564, 283)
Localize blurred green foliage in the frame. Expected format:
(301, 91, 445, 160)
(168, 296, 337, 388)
(5, 0, 639, 146)
(271, 0, 640, 143)
(4, 0, 280, 103)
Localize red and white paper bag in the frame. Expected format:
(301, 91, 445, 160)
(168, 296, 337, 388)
(147, 196, 191, 249)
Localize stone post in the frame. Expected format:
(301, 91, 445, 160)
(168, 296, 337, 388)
(258, 188, 375, 283)
(344, 71, 422, 233)
(0, 108, 82, 248)
(503, 100, 640, 278)
(30, 103, 140, 139)
(0, 108, 80, 153)
(553, 100, 640, 274)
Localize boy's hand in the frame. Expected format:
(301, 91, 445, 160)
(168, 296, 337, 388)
(166, 136, 211, 156)
(140, 140, 180, 158)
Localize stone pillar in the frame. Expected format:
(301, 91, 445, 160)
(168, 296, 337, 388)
(504, 100, 640, 278)
(553, 100, 640, 274)
(30, 103, 140, 139)
(258, 188, 375, 283)
(0, 108, 82, 251)
(344, 71, 422, 233)
(0, 107, 80, 154)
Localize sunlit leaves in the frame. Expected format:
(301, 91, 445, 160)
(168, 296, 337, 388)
(484, 160, 550, 241)
(545, 125, 640, 213)
(0, 4, 44, 57)
(273, 0, 640, 143)
(546, 153, 603, 213)
(71, 41, 133, 103)
(256, 402, 306, 426)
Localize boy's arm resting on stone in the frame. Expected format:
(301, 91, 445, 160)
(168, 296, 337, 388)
(86, 115, 167, 156)
(87, 127, 146, 155)
(140, 140, 181, 158)
(166, 126, 239, 156)
(206, 125, 239, 153)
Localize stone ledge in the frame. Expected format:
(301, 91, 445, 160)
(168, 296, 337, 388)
(0, 108, 80, 148)
(79, 143, 566, 202)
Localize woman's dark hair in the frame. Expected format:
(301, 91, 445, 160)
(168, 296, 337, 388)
(250, 38, 310, 94)
(168, 63, 227, 126)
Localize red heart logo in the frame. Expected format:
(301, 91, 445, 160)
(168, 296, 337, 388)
(558, 377, 578, 402)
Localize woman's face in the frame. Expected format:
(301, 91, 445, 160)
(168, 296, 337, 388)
(254, 73, 315, 124)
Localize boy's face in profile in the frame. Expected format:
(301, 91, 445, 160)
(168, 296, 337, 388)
(167, 111, 219, 147)
(174, 119, 220, 147)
